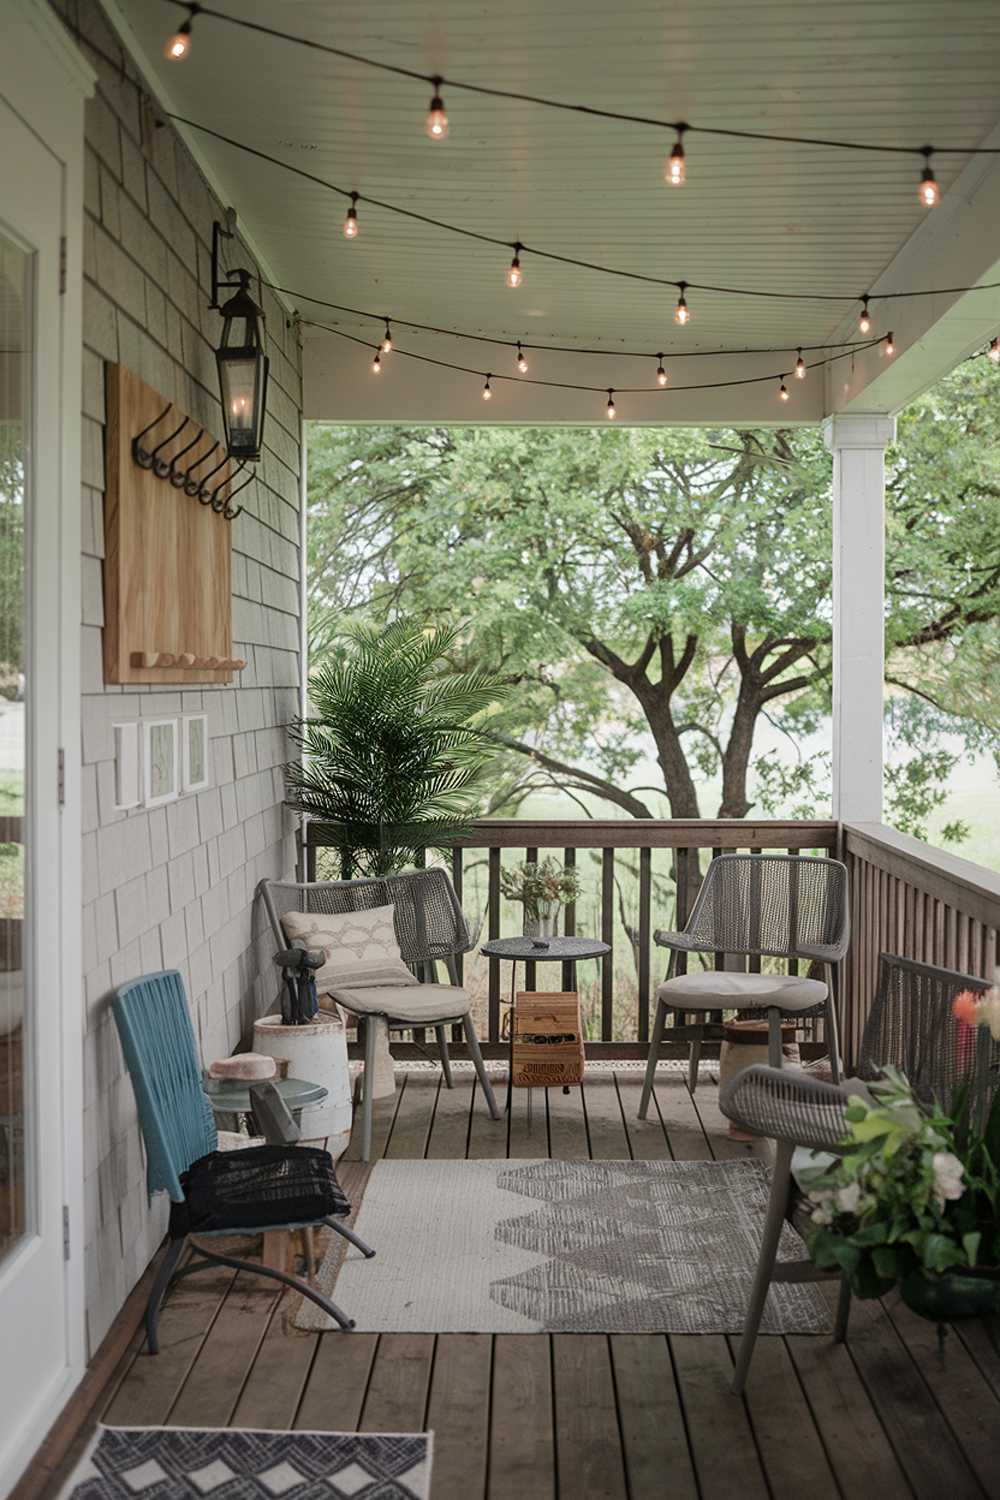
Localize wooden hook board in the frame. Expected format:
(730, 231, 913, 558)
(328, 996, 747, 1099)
(104, 364, 240, 684)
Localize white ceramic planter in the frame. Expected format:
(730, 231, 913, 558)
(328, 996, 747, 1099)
(253, 1011, 353, 1160)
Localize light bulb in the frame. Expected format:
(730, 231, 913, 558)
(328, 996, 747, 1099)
(674, 283, 690, 325)
(656, 356, 668, 386)
(884, 331, 895, 356)
(343, 194, 359, 238)
(990, 337, 1000, 365)
(482, 375, 492, 400)
(507, 245, 523, 289)
(372, 351, 381, 374)
(606, 389, 616, 419)
(426, 79, 448, 140)
(516, 342, 528, 373)
(859, 299, 871, 335)
(919, 151, 939, 207)
(381, 321, 393, 353)
(164, 19, 192, 60)
(795, 349, 806, 379)
(779, 380, 789, 402)
(666, 138, 686, 186)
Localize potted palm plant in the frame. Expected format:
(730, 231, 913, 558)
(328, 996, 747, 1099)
(285, 619, 506, 876)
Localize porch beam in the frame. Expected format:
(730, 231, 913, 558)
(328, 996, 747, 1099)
(824, 413, 895, 824)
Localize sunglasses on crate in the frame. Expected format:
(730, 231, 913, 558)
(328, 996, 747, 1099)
(517, 1031, 578, 1045)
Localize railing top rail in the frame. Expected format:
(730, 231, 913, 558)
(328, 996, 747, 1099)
(304, 817, 839, 851)
(843, 820, 1000, 928)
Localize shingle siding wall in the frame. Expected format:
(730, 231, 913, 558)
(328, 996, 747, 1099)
(58, 0, 303, 1353)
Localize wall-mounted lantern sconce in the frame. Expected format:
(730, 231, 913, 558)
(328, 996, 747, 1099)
(211, 213, 269, 463)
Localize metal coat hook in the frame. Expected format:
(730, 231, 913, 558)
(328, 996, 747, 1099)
(150, 413, 191, 478)
(168, 425, 207, 486)
(196, 452, 229, 503)
(132, 402, 174, 469)
(210, 461, 242, 513)
(221, 463, 254, 521)
(183, 440, 220, 496)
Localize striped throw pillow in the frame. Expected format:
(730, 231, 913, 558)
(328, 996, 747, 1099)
(279, 904, 417, 991)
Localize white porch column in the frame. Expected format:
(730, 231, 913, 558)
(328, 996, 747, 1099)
(823, 414, 896, 824)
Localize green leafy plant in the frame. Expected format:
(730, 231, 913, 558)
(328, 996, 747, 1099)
(499, 857, 583, 917)
(802, 1066, 1000, 1299)
(285, 620, 506, 876)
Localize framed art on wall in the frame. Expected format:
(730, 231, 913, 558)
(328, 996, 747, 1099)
(181, 713, 210, 794)
(143, 718, 179, 808)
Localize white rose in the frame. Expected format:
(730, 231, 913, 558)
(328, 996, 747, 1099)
(835, 1182, 862, 1214)
(932, 1151, 965, 1206)
(811, 1206, 833, 1226)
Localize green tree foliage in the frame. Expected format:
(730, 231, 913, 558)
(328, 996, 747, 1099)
(286, 620, 506, 876)
(305, 357, 1000, 829)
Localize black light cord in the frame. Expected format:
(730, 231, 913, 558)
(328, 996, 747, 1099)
(157, 0, 1000, 161)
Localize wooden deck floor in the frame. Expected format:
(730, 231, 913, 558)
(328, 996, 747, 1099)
(76, 1073, 1000, 1499)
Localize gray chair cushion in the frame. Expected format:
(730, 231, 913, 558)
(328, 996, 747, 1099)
(658, 970, 827, 1012)
(324, 983, 471, 1024)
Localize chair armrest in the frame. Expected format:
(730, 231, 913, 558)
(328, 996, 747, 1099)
(652, 929, 715, 953)
(795, 940, 849, 963)
(719, 1065, 872, 1150)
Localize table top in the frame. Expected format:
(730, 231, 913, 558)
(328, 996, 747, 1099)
(480, 935, 611, 962)
(202, 1075, 328, 1114)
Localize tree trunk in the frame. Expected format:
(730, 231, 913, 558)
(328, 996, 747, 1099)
(718, 686, 759, 818)
(646, 705, 702, 819)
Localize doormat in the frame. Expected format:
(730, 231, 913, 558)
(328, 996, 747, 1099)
(59, 1426, 432, 1500)
(296, 1157, 830, 1335)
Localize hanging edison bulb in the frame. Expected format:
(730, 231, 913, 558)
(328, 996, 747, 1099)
(778, 379, 790, 402)
(666, 130, 686, 186)
(164, 8, 194, 61)
(884, 331, 895, 356)
(656, 356, 668, 386)
(372, 350, 382, 374)
(482, 374, 493, 400)
(674, 282, 690, 325)
(606, 389, 617, 419)
(381, 320, 393, 354)
(795, 349, 806, 379)
(425, 78, 449, 139)
(990, 337, 1000, 365)
(918, 149, 939, 207)
(506, 245, 523, 289)
(859, 298, 872, 335)
(343, 193, 359, 239)
(516, 342, 528, 373)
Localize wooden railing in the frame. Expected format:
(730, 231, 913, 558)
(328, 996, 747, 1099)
(306, 818, 838, 1055)
(841, 822, 1000, 1065)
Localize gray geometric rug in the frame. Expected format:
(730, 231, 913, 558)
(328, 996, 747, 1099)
(296, 1157, 830, 1335)
(59, 1426, 432, 1500)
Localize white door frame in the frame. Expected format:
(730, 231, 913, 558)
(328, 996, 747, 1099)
(0, 4, 92, 1494)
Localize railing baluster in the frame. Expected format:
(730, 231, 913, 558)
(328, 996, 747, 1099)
(638, 846, 651, 1043)
(488, 846, 501, 1043)
(451, 846, 465, 1043)
(711, 847, 724, 970)
(562, 847, 577, 992)
(525, 846, 538, 993)
(601, 847, 615, 1041)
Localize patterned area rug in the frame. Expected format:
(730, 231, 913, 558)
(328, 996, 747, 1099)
(296, 1157, 831, 1335)
(59, 1426, 432, 1500)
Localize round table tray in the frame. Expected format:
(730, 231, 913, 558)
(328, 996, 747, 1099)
(202, 1075, 328, 1116)
(480, 936, 610, 962)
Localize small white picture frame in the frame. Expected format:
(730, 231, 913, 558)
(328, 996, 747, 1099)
(181, 713, 210, 794)
(143, 718, 179, 808)
(112, 721, 141, 810)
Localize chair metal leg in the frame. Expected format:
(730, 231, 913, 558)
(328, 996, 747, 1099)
(825, 963, 843, 1084)
(194, 1243, 356, 1331)
(731, 1139, 794, 1394)
(639, 999, 667, 1119)
(687, 1028, 703, 1093)
(767, 1007, 782, 1068)
(833, 1271, 852, 1341)
(144, 1235, 187, 1355)
(435, 1024, 454, 1088)
(463, 1013, 501, 1120)
(325, 1216, 376, 1259)
(361, 1016, 378, 1162)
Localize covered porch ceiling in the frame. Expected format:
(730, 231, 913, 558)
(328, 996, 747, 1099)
(113, 0, 1000, 424)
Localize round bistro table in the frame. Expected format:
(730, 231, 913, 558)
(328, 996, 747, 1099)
(202, 1074, 328, 1132)
(479, 935, 611, 1119)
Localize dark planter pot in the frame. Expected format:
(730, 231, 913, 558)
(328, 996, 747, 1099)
(900, 1267, 1000, 1321)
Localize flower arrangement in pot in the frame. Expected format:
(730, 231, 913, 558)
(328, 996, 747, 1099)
(801, 1020, 1000, 1319)
(499, 858, 583, 944)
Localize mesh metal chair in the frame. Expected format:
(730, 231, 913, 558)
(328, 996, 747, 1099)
(113, 971, 375, 1352)
(719, 952, 997, 1393)
(638, 853, 849, 1113)
(256, 867, 500, 1161)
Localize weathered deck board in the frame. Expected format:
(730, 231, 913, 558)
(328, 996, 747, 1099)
(70, 1070, 1000, 1500)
